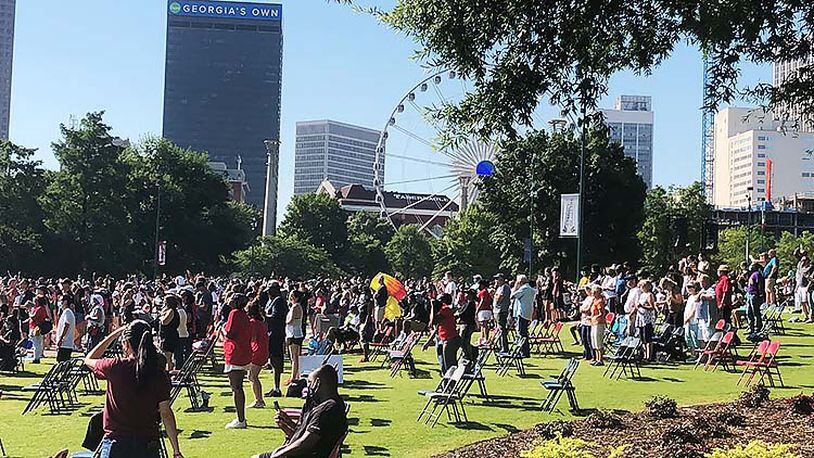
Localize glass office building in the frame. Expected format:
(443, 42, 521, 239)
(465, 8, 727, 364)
(0, 0, 14, 140)
(601, 95, 654, 188)
(294, 120, 382, 195)
(162, 0, 283, 210)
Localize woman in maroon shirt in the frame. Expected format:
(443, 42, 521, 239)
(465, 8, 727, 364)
(222, 293, 252, 429)
(84, 320, 182, 458)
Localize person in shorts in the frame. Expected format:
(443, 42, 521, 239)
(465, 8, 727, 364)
(475, 279, 493, 345)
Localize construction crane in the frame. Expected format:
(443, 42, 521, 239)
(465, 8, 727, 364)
(701, 56, 715, 202)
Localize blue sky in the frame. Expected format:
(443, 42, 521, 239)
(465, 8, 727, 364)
(10, 1, 770, 221)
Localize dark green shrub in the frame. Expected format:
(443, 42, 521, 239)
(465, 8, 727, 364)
(646, 395, 678, 419)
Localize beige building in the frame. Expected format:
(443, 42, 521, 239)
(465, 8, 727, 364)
(773, 56, 814, 131)
(712, 107, 814, 208)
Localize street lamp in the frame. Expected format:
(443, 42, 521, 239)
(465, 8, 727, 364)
(262, 139, 281, 237)
(745, 186, 753, 264)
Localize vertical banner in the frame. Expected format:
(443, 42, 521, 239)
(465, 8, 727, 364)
(158, 241, 167, 266)
(560, 193, 580, 238)
(766, 159, 772, 202)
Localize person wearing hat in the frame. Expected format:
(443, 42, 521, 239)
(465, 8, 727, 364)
(510, 275, 535, 358)
(715, 264, 733, 325)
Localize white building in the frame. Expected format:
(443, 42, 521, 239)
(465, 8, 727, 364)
(293, 120, 382, 195)
(712, 107, 814, 208)
(600, 95, 654, 188)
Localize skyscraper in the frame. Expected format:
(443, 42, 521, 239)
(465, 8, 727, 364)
(294, 120, 382, 195)
(773, 56, 814, 131)
(0, 0, 15, 140)
(601, 95, 654, 188)
(162, 0, 283, 213)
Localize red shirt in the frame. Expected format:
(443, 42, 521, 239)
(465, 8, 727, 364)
(477, 289, 493, 312)
(224, 308, 252, 366)
(91, 358, 170, 441)
(436, 306, 458, 342)
(29, 305, 47, 331)
(249, 317, 269, 365)
(715, 275, 732, 310)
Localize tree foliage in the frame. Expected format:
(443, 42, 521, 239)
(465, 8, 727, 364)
(432, 205, 500, 279)
(478, 126, 646, 276)
(385, 224, 433, 279)
(638, 182, 711, 272)
(4, 112, 257, 276)
(278, 193, 349, 261)
(0, 141, 47, 271)
(716, 226, 777, 270)
(354, 1, 814, 139)
(775, 231, 814, 269)
(232, 235, 343, 279)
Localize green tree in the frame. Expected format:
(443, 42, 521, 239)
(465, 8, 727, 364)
(344, 211, 395, 276)
(716, 226, 777, 269)
(232, 235, 343, 279)
(384, 224, 433, 279)
(355, 1, 814, 140)
(478, 126, 645, 276)
(638, 182, 711, 271)
(127, 138, 258, 274)
(347, 211, 395, 244)
(0, 141, 48, 272)
(775, 231, 814, 269)
(432, 205, 500, 279)
(278, 193, 349, 260)
(40, 112, 135, 275)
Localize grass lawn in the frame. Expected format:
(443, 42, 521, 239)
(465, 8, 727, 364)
(1, 321, 813, 458)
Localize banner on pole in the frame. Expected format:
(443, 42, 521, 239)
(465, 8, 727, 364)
(158, 241, 167, 266)
(560, 193, 579, 238)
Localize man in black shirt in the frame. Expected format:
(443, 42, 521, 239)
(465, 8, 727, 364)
(255, 365, 348, 458)
(264, 281, 286, 397)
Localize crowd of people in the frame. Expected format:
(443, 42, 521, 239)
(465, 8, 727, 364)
(0, 246, 804, 456)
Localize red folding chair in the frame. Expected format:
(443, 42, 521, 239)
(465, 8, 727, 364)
(700, 331, 734, 371)
(737, 340, 769, 386)
(751, 341, 783, 387)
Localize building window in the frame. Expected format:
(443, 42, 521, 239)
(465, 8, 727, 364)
(758, 145, 766, 150)
(757, 180, 765, 184)
(757, 188, 765, 193)
(803, 172, 811, 178)
(757, 162, 765, 166)
(757, 171, 765, 176)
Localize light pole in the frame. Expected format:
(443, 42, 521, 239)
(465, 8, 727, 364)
(745, 186, 753, 264)
(262, 139, 280, 237)
(575, 102, 587, 283)
(153, 166, 162, 280)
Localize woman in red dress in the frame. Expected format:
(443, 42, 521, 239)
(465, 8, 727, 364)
(247, 296, 269, 409)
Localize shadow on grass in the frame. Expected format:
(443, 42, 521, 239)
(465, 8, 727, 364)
(342, 380, 387, 390)
(452, 421, 493, 431)
(493, 422, 521, 434)
(342, 394, 382, 403)
(189, 430, 212, 440)
(370, 418, 392, 427)
(363, 445, 390, 456)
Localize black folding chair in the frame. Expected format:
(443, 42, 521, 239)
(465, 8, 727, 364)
(540, 358, 580, 412)
(461, 349, 490, 400)
(496, 337, 527, 377)
(417, 364, 469, 427)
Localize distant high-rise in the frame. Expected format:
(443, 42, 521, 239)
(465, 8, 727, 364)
(162, 0, 283, 213)
(773, 56, 814, 131)
(601, 95, 654, 188)
(0, 0, 15, 139)
(711, 107, 814, 208)
(294, 120, 382, 195)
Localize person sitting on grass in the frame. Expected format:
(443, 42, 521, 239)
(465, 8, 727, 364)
(253, 364, 348, 458)
(84, 320, 183, 458)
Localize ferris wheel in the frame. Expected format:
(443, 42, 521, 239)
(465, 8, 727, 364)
(372, 69, 498, 237)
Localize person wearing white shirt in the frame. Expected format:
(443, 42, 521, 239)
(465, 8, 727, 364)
(56, 297, 77, 362)
(510, 275, 536, 357)
(443, 272, 458, 297)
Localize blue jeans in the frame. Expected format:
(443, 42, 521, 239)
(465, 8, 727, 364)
(99, 437, 161, 458)
(746, 293, 763, 334)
